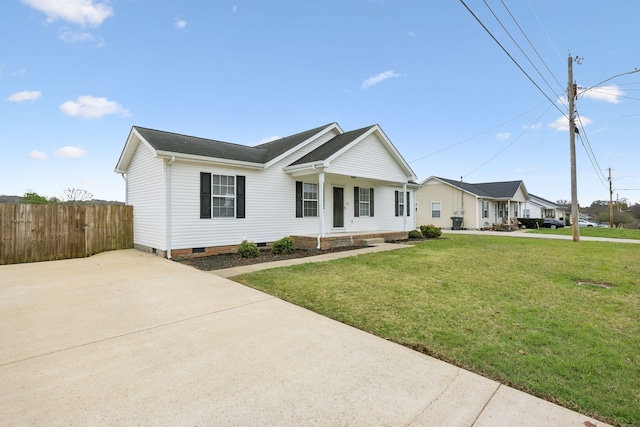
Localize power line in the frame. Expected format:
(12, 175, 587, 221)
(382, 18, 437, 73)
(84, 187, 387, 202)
(459, 0, 566, 117)
(497, 0, 566, 98)
(465, 103, 554, 178)
(409, 102, 548, 164)
(575, 110, 608, 186)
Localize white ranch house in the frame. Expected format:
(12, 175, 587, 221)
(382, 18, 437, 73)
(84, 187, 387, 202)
(115, 123, 418, 258)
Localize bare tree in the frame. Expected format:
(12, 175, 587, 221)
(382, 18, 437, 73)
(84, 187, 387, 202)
(63, 188, 94, 203)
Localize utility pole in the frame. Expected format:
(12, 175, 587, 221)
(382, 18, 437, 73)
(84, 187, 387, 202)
(609, 168, 614, 228)
(568, 54, 580, 242)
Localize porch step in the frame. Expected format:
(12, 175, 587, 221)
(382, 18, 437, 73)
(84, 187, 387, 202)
(362, 238, 385, 246)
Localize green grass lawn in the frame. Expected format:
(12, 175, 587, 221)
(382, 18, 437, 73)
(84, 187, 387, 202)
(528, 226, 640, 240)
(234, 235, 640, 426)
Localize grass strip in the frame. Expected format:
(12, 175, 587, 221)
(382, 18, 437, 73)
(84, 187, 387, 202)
(234, 234, 640, 426)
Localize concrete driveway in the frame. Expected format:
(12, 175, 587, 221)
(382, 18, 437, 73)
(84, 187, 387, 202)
(0, 249, 610, 426)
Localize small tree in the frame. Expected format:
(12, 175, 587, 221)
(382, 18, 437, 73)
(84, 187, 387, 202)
(63, 188, 93, 203)
(22, 190, 48, 204)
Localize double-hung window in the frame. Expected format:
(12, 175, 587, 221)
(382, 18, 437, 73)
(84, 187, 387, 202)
(431, 201, 441, 218)
(213, 174, 235, 217)
(303, 183, 318, 217)
(394, 191, 410, 217)
(296, 181, 318, 217)
(354, 187, 374, 217)
(200, 172, 245, 219)
(482, 201, 489, 218)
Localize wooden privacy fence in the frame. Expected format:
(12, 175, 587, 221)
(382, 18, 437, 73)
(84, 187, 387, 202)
(0, 204, 133, 265)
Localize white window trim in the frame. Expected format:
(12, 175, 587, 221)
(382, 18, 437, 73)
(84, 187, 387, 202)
(212, 174, 236, 218)
(431, 201, 441, 218)
(303, 182, 318, 217)
(359, 187, 371, 217)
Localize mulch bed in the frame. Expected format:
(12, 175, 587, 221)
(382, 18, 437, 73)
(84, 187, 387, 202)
(176, 245, 367, 271)
(176, 238, 426, 271)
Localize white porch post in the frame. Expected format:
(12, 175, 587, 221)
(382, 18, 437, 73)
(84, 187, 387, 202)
(318, 170, 325, 247)
(507, 200, 511, 223)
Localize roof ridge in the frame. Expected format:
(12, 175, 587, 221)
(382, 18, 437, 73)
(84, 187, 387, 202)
(133, 125, 252, 150)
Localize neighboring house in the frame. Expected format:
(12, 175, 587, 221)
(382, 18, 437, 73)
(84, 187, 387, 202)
(415, 176, 529, 230)
(114, 123, 418, 258)
(522, 194, 565, 220)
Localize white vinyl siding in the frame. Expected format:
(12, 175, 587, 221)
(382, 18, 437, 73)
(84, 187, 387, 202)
(127, 142, 165, 250)
(328, 134, 409, 183)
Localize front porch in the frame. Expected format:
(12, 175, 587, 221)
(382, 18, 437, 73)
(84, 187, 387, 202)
(292, 230, 409, 250)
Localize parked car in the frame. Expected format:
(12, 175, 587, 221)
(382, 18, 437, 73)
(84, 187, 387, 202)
(596, 223, 609, 228)
(578, 219, 597, 227)
(541, 218, 565, 229)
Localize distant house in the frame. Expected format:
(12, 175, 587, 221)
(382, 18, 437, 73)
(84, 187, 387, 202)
(114, 123, 418, 258)
(522, 194, 565, 220)
(415, 176, 529, 230)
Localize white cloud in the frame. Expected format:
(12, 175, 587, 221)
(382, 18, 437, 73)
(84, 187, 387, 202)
(21, 0, 113, 27)
(29, 150, 48, 160)
(7, 90, 42, 102)
(55, 146, 88, 158)
(59, 28, 94, 43)
(496, 132, 510, 140)
(523, 123, 542, 130)
(548, 115, 592, 131)
(257, 136, 280, 145)
(361, 70, 401, 90)
(59, 95, 129, 119)
(175, 19, 187, 29)
(581, 85, 623, 104)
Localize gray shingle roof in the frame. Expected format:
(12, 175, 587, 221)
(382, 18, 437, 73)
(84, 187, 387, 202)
(134, 123, 336, 164)
(436, 177, 524, 199)
(290, 125, 375, 165)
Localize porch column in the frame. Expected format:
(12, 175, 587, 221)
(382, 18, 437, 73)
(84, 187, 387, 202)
(318, 170, 325, 238)
(507, 200, 511, 223)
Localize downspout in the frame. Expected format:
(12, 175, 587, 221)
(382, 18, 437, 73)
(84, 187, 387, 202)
(312, 165, 325, 249)
(475, 196, 480, 229)
(166, 156, 175, 259)
(119, 173, 128, 205)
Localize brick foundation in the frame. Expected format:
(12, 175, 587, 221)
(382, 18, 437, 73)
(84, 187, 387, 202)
(160, 231, 409, 260)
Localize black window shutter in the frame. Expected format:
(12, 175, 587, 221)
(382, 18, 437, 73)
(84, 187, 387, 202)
(370, 188, 374, 217)
(354, 187, 360, 217)
(394, 191, 399, 217)
(295, 181, 303, 218)
(236, 175, 245, 218)
(200, 172, 211, 219)
(406, 191, 411, 216)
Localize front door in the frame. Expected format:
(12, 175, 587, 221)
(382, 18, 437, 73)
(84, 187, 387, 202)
(333, 187, 344, 228)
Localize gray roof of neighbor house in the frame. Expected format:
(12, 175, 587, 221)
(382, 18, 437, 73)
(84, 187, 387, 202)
(290, 125, 375, 165)
(435, 177, 526, 199)
(133, 123, 336, 165)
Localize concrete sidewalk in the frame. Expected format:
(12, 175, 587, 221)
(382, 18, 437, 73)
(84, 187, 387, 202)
(0, 249, 611, 426)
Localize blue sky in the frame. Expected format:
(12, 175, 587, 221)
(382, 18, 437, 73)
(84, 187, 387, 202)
(2, 0, 639, 206)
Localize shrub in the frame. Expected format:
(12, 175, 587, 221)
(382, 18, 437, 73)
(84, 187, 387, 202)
(408, 229, 423, 239)
(238, 240, 259, 258)
(272, 236, 296, 254)
(420, 224, 442, 239)
(517, 218, 544, 229)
